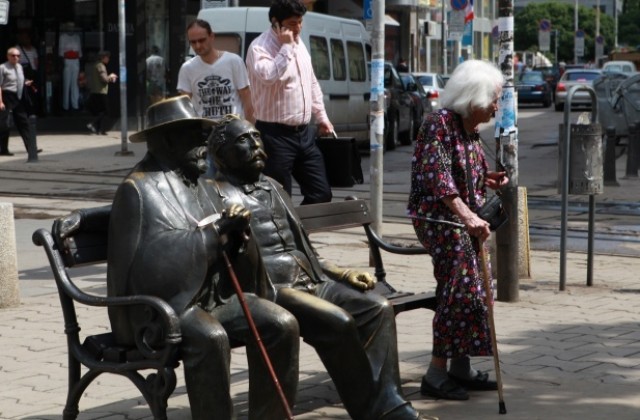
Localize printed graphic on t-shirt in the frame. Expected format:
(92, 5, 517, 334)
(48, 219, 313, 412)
(197, 74, 234, 118)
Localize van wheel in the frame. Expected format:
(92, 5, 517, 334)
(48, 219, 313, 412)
(400, 113, 414, 145)
(385, 115, 399, 151)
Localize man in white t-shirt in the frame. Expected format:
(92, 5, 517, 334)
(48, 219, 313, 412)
(177, 19, 253, 123)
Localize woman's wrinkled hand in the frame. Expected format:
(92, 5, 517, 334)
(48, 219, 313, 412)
(485, 171, 508, 190)
(463, 213, 491, 242)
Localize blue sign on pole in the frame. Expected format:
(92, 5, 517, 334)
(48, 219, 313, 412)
(451, 0, 468, 11)
(539, 19, 551, 32)
(462, 21, 473, 47)
(363, 0, 373, 20)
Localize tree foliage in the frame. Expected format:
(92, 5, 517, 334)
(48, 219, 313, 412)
(619, 0, 640, 48)
(514, 2, 615, 63)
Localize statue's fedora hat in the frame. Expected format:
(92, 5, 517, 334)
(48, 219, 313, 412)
(129, 95, 217, 143)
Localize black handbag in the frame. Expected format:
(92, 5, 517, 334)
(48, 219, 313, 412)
(476, 193, 508, 231)
(316, 136, 364, 187)
(464, 145, 508, 231)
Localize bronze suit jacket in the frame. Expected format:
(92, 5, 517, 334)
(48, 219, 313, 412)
(107, 153, 271, 345)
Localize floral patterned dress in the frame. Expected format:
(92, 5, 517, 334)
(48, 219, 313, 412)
(407, 108, 494, 358)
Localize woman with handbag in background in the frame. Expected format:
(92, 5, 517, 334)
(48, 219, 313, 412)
(407, 59, 509, 401)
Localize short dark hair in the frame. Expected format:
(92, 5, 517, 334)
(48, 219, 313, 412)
(187, 19, 213, 35)
(268, 0, 307, 24)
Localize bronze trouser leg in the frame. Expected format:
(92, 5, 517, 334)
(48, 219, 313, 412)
(213, 293, 300, 420)
(179, 307, 233, 420)
(276, 285, 408, 420)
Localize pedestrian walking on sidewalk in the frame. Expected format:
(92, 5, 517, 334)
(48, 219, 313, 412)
(177, 18, 254, 177)
(407, 59, 509, 401)
(245, 0, 334, 205)
(86, 51, 117, 135)
(0, 47, 38, 161)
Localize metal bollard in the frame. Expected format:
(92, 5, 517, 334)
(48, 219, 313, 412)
(0, 202, 20, 308)
(625, 121, 640, 177)
(27, 115, 38, 162)
(603, 126, 619, 186)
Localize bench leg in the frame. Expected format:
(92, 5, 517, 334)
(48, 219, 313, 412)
(125, 368, 176, 420)
(64, 368, 101, 420)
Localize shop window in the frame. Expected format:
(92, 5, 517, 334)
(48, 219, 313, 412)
(145, 0, 169, 105)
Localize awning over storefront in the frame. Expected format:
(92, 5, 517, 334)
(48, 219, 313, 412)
(385, 14, 400, 26)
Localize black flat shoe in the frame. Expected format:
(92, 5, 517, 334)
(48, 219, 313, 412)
(420, 376, 469, 400)
(449, 371, 498, 391)
(0, 151, 14, 156)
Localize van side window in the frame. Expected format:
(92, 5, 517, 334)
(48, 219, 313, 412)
(347, 41, 366, 82)
(330, 39, 346, 81)
(213, 34, 242, 56)
(310, 36, 330, 80)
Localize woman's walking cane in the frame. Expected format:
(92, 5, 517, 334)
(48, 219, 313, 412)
(478, 239, 507, 414)
(222, 250, 295, 420)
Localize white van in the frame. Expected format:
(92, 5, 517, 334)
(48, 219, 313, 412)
(196, 7, 371, 143)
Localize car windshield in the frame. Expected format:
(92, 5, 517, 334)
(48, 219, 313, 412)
(520, 72, 544, 83)
(416, 75, 433, 86)
(605, 64, 633, 73)
(565, 72, 600, 81)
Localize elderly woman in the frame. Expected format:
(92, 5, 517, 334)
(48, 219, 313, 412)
(407, 60, 509, 401)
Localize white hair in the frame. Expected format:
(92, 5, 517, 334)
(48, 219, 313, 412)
(440, 60, 504, 118)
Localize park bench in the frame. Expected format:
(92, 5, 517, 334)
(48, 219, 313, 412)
(32, 199, 436, 419)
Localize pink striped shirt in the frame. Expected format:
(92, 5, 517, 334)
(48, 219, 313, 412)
(246, 28, 328, 126)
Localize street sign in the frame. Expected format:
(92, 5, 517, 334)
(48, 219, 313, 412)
(539, 19, 551, 32)
(201, 0, 227, 8)
(451, 0, 468, 11)
(363, 0, 373, 20)
(539, 19, 551, 52)
(575, 29, 585, 57)
(448, 9, 465, 40)
(462, 20, 473, 47)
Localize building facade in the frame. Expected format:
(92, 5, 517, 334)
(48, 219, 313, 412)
(0, 0, 498, 130)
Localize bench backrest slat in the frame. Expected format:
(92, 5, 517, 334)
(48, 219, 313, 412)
(295, 199, 372, 233)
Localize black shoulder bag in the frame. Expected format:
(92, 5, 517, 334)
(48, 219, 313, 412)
(464, 142, 508, 231)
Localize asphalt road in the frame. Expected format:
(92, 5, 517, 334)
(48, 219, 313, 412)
(1, 104, 638, 256)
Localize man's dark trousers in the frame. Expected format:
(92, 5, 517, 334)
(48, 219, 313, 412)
(0, 91, 36, 159)
(256, 120, 332, 205)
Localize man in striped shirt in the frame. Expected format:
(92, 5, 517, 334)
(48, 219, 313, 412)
(246, 0, 333, 205)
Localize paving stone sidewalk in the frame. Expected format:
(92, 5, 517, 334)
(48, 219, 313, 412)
(2, 132, 640, 419)
(2, 219, 640, 419)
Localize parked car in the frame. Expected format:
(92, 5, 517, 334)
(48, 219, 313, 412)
(399, 72, 431, 121)
(533, 65, 560, 97)
(383, 62, 418, 149)
(602, 60, 638, 75)
(412, 72, 446, 110)
(516, 70, 553, 108)
(554, 69, 603, 111)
